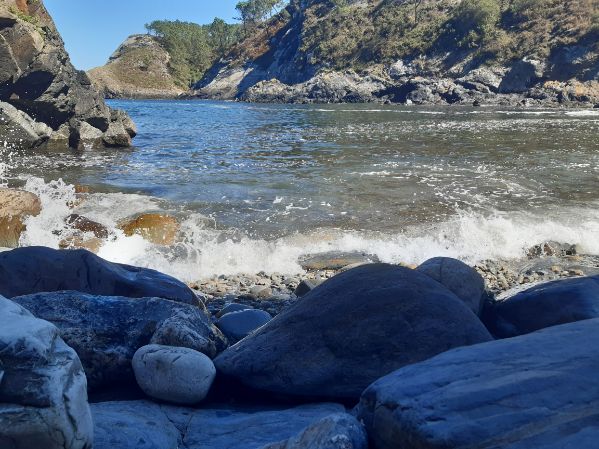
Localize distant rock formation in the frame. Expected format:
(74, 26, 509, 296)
(88, 34, 185, 99)
(0, 0, 135, 149)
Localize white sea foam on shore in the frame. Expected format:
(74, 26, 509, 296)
(17, 177, 599, 282)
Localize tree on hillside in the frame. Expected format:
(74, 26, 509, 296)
(236, 0, 287, 32)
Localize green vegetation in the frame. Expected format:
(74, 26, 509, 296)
(235, 0, 286, 31)
(145, 19, 241, 87)
(295, 0, 598, 69)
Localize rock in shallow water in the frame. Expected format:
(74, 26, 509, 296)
(356, 318, 599, 449)
(215, 263, 492, 399)
(12, 291, 227, 389)
(92, 401, 363, 449)
(0, 246, 198, 304)
(0, 188, 41, 248)
(488, 275, 599, 337)
(0, 296, 93, 449)
(133, 344, 216, 405)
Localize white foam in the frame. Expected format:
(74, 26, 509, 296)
(565, 110, 599, 117)
(17, 178, 599, 282)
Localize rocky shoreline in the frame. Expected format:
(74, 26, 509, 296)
(3, 242, 599, 448)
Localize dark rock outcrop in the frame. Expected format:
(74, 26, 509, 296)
(0, 295, 93, 449)
(0, 246, 198, 304)
(356, 318, 599, 449)
(0, 0, 135, 148)
(12, 291, 227, 389)
(92, 401, 362, 449)
(488, 275, 599, 338)
(215, 263, 492, 399)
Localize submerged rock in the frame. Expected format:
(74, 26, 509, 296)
(0, 296, 93, 449)
(132, 344, 216, 405)
(0, 188, 41, 248)
(0, 246, 198, 304)
(119, 213, 180, 245)
(12, 291, 227, 389)
(215, 263, 492, 399)
(92, 401, 356, 449)
(488, 275, 599, 337)
(298, 251, 379, 271)
(356, 318, 599, 449)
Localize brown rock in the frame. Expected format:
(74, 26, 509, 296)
(120, 213, 179, 245)
(59, 235, 103, 253)
(0, 188, 41, 248)
(66, 214, 108, 239)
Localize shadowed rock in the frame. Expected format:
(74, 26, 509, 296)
(215, 263, 492, 399)
(12, 291, 227, 389)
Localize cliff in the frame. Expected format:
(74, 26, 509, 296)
(88, 35, 185, 99)
(195, 0, 599, 106)
(0, 0, 135, 149)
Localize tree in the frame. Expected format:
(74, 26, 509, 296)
(236, 0, 287, 32)
(452, 0, 501, 46)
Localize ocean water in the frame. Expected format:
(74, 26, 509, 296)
(3, 100, 599, 281)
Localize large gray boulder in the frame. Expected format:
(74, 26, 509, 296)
(356, 318, 599, 449)
(0, 296, 93, 449)
(0, 101, 52, 147)
(132, 344, 216, 405)
(0, 246, 198, 305)
(92, 401, 361, 449)
(416, 257, 486, 315)
(0, 0, 134, 149)
(489, 275, 599, 337)
(12, 291, 227, 389)
(215, 264, 492, 399)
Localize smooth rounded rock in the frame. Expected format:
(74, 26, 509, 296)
(120, 213, 180, 245)
(132, 344, 216, 405)
(0, 188, 41, 248)
(215, 263, 492, 399)
(216, 302, 253, 318)
(216, 309, 272, 343)
(417, 257, 486, 315)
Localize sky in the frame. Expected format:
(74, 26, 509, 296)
(44, 0, 240, 71)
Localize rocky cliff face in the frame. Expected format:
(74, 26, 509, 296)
(196, 0, 599, 106)
(88, 35, 185, 99)
(0, 0, 135, 149)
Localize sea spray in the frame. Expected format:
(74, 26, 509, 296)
(15, 178, 599, 282)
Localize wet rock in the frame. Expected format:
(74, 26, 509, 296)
(120, 213, 180, 245)
(58, 234, 104, 253)
(0, 101, 52, 147)
(132, 345, 216, 405)
(92, 401, 348, 449)
(0, 246, 198, 304)
(66, 214, 109, 238)
(487, 276, 599, 338)
(12, 291, 227, 389)
(0, 296, 93, 449)
(416, 257, 486, 315)
(215, 264, 492, 399)
(299, 251, 379, 271)
(499, 58, 546, 93)
(216, 309, 272, 343)
(356, 318, 599, 449)
(0, 188, 41, 248)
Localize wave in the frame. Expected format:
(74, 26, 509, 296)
(16, 178, 599, 282)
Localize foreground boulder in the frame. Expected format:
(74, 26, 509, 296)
(356, 318, 599, 449)
(0, 0, 134, 148)
(12, 291, 227, 389)
(488, 275, 599, 337)
(215, 263, 492, 399)
(132, 344, 216, 405)
(216, 309, 272, 343)
(417, 257, 487, 315)
(92, 401, 364, 449)
(0, 246, 198, 304)
(0, 188, 41, 248)
(0, 296, 93, 449)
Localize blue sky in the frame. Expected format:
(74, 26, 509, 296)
(45, 0, 240, 71)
